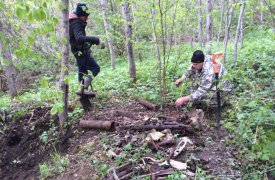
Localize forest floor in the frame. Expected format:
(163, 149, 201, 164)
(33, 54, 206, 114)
(0, 97, 244, 179)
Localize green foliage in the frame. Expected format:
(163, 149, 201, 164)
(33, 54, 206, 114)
(39, 131, 49, 143)
(39, 152, 69, 179)
(91, 158, 110, 176)
(224, 29, 275, 175)
(166, 171, 186, 180)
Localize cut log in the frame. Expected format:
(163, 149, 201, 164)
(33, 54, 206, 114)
(79, 120, 115, 130)
(136, 98, 156, 110)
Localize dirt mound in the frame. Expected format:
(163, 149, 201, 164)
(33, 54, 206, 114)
(55, 100, 241, 179)
(0, 107, 61, 179)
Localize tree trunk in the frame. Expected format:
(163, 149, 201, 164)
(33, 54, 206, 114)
(263, 0, 275, 27)
(131, 3, 142, 62)
(122, 0, 136, 81)
(260, 0, 264, 22)
(0, 42, 18, 98)
(216, 0, 225, 50)
(233, 0, 245, 65)
(223, 0, 236, 64)
(206, 0, 213, 42)
(58, 0, 69, 128)
(240, 16, 244, 48)
(206, 0, 213, 54)
(198, 0, 203, 49)
(100, 0, 116, 69)
(167, 0, 178, 60)
(158, 0, 168, 103)
(151, 7, 162, 67)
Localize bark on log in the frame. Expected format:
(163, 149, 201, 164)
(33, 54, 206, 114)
(136, 98, 156, 110)
(118, 123, 190, 131)
(79, 120, 115, 130)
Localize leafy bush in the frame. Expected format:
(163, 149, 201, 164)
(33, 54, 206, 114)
(224, 28, 275, 177)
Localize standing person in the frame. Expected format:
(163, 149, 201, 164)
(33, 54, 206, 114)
(175, 50, 232, 108)
(69, 3, 105, 95)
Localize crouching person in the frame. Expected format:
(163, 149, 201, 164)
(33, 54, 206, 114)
(175, 50, 233, 109)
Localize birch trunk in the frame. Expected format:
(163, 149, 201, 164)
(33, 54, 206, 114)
(206, 0, 213, 42)
(100, 0, 116, 69)
(263, 0, 275, 27)
(0, 42, 18, 98)
(122, 0, 136, 81)
(216, 0, 225, 50)
(233, 0, 245, 65)
(260, 0, 264, 22)
(131, 3, 142, 62)
(223, 0, 236, 64)
(198, 0, 203, 49)
(151, 7, 162, 67)
(240, 17, 244, 48)
(58, 0, 69, 127)
(206, 0, 213, 54)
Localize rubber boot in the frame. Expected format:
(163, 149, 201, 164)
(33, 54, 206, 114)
(84, 75, 92, 89)
(83, 75, 95, 96)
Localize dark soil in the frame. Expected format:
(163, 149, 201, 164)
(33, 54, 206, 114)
(54, 99, 242, 179)
(0, 99, 243, 179)
(0, 107, 67, 180)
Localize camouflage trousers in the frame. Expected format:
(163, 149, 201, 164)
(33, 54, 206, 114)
(192, 91, 231, 109)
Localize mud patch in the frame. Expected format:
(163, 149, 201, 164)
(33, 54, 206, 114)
(0, 107, 65, 180)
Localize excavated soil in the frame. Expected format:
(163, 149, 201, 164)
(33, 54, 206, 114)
(0, 98, 244, 179)
(54, 98, 242, 179)
(0, 107, 70, 180)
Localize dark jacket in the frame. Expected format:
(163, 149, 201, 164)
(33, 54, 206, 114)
(69, 12, 100, 55)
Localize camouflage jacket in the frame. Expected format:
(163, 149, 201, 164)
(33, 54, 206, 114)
(181, 55, 233, 102)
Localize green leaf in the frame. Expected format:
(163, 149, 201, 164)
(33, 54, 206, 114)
(28, 35, 35, 45)
(38, 9, 47, 20)
(34, 9, 47, 21)
(2, 59, 10, 66)
(52, 17, 59, 24)
(45, 23, 54, 32)
(41, 79, 49, 88)
(56, 53, 62, 59)
(60, 65, 67, 72)
(43, 2, 48, 8)
(16, 5, 27, 19)
(64, 76, 70, 84)
(61, 38, 67, 44)
(50, 106, 58, 115)
(0, 2, 4, 10)
(28, 11, 34, 21)
(123, 143, 132, 151)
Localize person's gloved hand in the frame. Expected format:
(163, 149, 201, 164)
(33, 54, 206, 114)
(99, 41, 105, 49)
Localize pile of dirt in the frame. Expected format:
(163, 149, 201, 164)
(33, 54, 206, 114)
(0, 107, 63, 179)
(55, 100, 242, 179)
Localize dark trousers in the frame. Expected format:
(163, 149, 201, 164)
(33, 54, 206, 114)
(74, 53, 100, 82)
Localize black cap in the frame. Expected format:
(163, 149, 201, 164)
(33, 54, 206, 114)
(75, 3, 90, 17)
(191, 50, 205, 63)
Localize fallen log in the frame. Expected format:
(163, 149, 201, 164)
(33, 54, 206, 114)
(79, 120, 115, 130)
(118, 123, 190, 131)
(136, 98, 157, 110)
